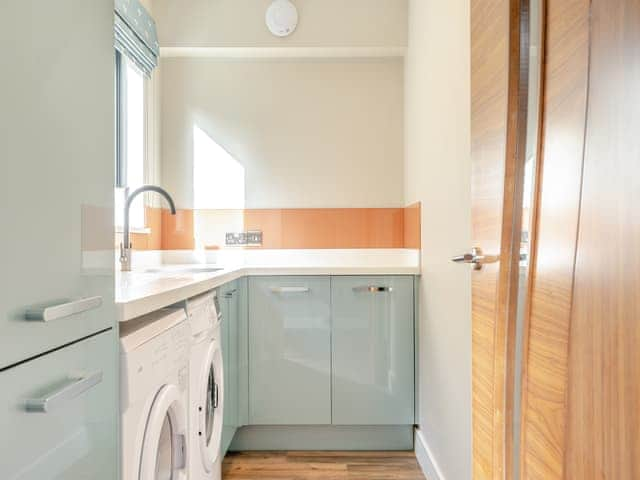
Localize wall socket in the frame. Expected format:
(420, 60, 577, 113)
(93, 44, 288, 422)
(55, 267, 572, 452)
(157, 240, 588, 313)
(225, 230, 263, 246)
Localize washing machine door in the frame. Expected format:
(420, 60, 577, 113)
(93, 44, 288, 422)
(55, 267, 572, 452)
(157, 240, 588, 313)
(198, 340, 224, 472)
(140, 384, 187, 480)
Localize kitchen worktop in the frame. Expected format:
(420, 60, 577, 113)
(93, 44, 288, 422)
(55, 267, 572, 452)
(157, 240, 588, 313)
(116, 249, 420, 321)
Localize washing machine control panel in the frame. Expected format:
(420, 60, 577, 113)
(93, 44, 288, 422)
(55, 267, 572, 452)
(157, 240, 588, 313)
(188, 291, 219, 337)
(121, 321, 190, 407)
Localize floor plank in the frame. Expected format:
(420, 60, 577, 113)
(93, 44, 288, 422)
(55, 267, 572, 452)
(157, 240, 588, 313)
(223, 451, 427, 480)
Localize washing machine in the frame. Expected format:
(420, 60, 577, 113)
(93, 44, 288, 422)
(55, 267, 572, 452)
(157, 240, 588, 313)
(185, 290, 224, 480)
(120, 307, 190, 480)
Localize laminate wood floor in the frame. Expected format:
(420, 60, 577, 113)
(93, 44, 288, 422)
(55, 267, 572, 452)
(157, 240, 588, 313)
(222, 451, 427, 480)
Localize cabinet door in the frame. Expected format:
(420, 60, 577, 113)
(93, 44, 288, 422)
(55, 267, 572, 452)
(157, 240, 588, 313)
(0, 0, 115, 369)
(236, 276, 249, 427)
(249, 276, 331, 425)
(220, 280, 239, 454)
(0, 330, 118, 479)
(331, 276, 415, 425)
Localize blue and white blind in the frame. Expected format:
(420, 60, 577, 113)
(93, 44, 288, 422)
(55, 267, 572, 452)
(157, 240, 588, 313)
(114, 0, 159, 76)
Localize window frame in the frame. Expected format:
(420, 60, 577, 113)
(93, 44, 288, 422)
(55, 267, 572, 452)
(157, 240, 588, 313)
(115, 51, 148, 232)
(115, 50, 127, 189)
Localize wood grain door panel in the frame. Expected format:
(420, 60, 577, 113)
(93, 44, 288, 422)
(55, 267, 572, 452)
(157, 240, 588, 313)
(564, 0, 640, 477)
(471, 1, 530, 478)
(471, 0, 509, 472)
(519, 0, 591, 478)
(521, 0, 640, 478)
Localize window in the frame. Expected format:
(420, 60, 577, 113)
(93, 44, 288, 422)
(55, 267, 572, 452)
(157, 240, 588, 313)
(115, 51, 146, 230)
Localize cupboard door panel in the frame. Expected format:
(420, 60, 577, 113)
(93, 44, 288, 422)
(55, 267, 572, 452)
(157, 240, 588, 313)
(220, 280, 239, 454)
(249, 276, 331, 425)
(0, 330, 117, 479)
(0, 0, 115, 369)
(236, 276, 249, 427)
(332, 276, 414, 425)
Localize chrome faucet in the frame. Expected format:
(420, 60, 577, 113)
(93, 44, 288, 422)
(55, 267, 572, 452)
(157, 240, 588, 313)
(120, 185, 176, 271)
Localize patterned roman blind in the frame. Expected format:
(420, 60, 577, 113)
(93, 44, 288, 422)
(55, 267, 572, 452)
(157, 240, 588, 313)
(114, 0, 159, 76)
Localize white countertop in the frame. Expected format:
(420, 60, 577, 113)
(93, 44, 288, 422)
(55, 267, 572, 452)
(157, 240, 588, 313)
(116, 249, 420, 321)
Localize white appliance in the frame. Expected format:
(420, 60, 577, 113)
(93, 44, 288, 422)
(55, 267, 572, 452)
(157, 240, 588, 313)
(186, 291, 225, 480)
(120, 308, 190, 480)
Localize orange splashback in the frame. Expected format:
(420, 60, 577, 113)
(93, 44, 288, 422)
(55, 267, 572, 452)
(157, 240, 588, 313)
(126, 206, 162, 250)
(162, 208, 195, 250)
(403, 202, 421, 250)
(131, 204, 421, 250)
(243, 208, 405, 249)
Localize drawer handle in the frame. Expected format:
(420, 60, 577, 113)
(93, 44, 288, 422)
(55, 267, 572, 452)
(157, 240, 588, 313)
(224, 288, 237, 299)
(270, 286, 310, 294)
(25, 296, 103, 322)
(25, 371, 103, 413)
(353, 286, 393, 293)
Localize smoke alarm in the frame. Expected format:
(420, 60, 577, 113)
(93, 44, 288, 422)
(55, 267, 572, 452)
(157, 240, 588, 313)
(265, 0, 298, 37)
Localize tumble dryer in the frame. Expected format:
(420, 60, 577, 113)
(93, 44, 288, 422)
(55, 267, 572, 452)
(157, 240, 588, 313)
(185, 290, 224, 480)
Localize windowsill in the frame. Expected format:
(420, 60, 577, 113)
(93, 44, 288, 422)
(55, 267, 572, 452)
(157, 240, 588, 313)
(115, 226, 152, 235)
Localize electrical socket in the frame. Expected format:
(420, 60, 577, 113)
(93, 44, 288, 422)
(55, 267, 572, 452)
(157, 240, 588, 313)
(225, 231, 263, 246)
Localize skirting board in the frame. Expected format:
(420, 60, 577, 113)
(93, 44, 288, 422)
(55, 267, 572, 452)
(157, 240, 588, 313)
(414, 428, 445, 480)
(229, 426, 414, 451)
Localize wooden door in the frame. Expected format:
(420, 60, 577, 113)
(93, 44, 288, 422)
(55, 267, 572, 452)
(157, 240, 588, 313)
(520, 0, 640, 478)
(470, 0, 530, 478)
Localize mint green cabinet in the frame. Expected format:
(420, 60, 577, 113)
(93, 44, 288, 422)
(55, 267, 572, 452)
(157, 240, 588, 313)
(0, 1, 117, 476)
(1, 0, 115, 371)
(236, 276, 250, 428)
(0, 330, 117, 479)
(219, 280, 240, 455)
(248, 276, 331, 425)
(331, 276, 415, 425)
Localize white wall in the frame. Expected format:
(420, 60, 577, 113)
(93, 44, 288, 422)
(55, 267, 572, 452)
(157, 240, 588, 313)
(405, 1, 471, 479)
(153, 0, 407, 48)
(160, 58, 405, 209)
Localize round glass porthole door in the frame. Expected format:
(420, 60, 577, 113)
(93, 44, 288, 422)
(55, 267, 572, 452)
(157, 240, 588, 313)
(199, 341, 224, 472)
(205, 366, 216, 444)
(155, 414, 174, 480)
(140, 385, 187, 480)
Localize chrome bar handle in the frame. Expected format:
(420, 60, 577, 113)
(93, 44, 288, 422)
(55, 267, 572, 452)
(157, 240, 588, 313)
(352, 286, 393, 293)
(451, 247, 499, 270)
(25, 371, 103, 413)
(25, 296, 103, 322)
(270, 286, 310, 294)
(223, 289, 237, 299)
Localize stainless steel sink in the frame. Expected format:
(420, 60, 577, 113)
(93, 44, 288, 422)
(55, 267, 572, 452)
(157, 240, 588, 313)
(142, 266, 224, 274)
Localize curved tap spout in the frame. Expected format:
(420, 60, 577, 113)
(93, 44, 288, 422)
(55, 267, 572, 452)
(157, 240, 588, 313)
(120, 185, 177, 271)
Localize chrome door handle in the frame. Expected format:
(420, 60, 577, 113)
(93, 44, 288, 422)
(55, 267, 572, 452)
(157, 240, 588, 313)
(353, 286, 393, 293)
(270, 286, 310, 294)
(25, 296, 103, 322)
(451, 247, 499, 270)
(25, 371, 103, 413)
